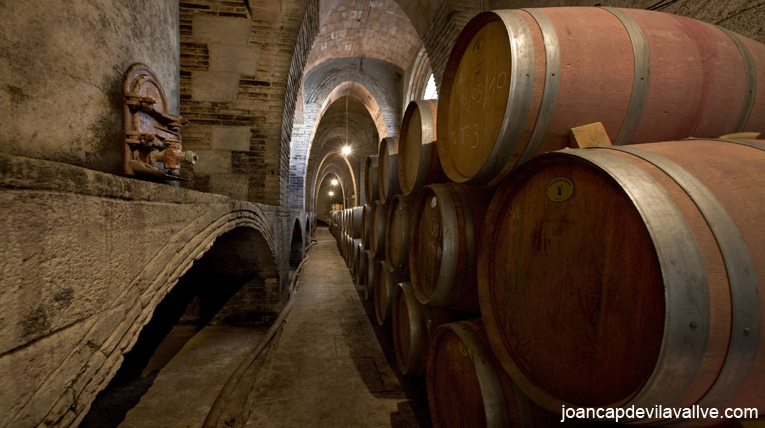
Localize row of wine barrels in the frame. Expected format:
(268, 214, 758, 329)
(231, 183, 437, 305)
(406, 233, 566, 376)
(437, 7, 765, 186)
(378, 136, 402, 204)
(384, 194, 414, 276)
(427, 319, 608, 428)
(478, 139, 765, 421)
(374, 260, 402, 326)
(360, 204, 372, 249)
(409, 182, 494, 312)
(398, 99, 443, 197)
(369, 201, 388, 259)
(392, 282, 467, 376)
(365, 155, 379, 203)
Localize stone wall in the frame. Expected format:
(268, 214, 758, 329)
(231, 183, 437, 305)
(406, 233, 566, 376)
(178, 0, 315, 206)
(0, 153, 304, 427)
(0, 0, 180, 176)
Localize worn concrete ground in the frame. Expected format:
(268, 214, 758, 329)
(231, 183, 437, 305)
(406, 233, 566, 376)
(243, 227, 430, 428)
(117, 325, 267, 428)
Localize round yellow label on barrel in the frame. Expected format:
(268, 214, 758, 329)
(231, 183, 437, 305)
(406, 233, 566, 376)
(458, 341, 469, 357)
(547, 177, 574, 202)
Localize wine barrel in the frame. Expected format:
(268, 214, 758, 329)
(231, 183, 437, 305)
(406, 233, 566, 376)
(392, 282, 465, 376)
(409, 183, 493, 312)
(428, 319, 606, 428)
(398, 99, 443, 196)
(364, 249, 376, 301)
(370, 200, 388, 259)
(374, 259, 401, 326)
(365, 155, 379, 203)
(356, 247, 367, 286)
(352, 206, 363, 239)
(384, 194, 414, 276)
(478, 139, 765, 422)
(344, 234, 353, 268)
(378, 137, 402, 204)
(360, 204, 372, 250)
(350, 238, 361, 274)
(438, 7, 765, 186)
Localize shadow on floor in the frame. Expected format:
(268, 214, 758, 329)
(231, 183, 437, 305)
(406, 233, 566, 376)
(351, 278, 432, 428)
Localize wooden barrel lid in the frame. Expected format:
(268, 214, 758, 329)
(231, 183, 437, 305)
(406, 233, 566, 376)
(481, 155, 665, 407)
(427, 319, 508, 428)
(370, 200, 388, 259)
(399, 99, 442, 196)
(364, 249, 376, 301)
(385, 194, 413, 275)
(365, 155, 379, 203)
(374, 260, 398, 326)
(378, 137, 401, 204)
(410, 183, 489, 311)
(360, 204, 372, 249)
(438, 14, 513, 184)
(393, 282, 418, 375)
(355, 244, 365, 285)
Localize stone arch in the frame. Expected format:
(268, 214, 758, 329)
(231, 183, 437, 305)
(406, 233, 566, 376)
(289, 218, 304, 269)
(72, 205, 281, 426)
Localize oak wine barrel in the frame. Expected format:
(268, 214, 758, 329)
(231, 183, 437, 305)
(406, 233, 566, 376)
(370, 200, 388, 259)
(354, 206, 364, 239)
(384, 194, 414, 276)
(378, 136, 402, 204)
(356, 247, 367, 286)
(409, 183, 493, 312)
(398, 99, 443, 196)
(364, 249, 376, 301)
(374, 259, 401, 326)
(478, 139, 765, 423)
(392, 282, 465, 376)
(344, 234, 353, 268)
(365, 155, 380, 203)
(427, 319, 600, 428)
(437, 7, 765, 186)
(360, 204, 372, 250)
(350, 238, 361, 274)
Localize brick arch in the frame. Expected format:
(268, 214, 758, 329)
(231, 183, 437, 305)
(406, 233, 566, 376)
(404, 44, 435, 110)
(314, 166, 347, 224)
(316, 164, 348, 208)
(289, 61, 401, 210)
(305, 112, 379, 211)
(319, 82, 388, 139)
(310, 149, 358, 213)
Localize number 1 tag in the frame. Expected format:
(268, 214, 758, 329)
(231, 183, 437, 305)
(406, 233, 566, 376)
(546, 177, 574, 202)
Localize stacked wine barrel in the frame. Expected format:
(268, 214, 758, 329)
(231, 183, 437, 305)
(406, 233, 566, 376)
(328, 6, 765, 427)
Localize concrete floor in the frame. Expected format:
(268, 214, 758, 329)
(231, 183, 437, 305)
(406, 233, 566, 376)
(244, 226, 429, 427)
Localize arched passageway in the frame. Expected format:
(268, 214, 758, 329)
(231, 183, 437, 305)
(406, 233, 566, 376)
(81, 226, 278, 427)
(290, 219, 305, 269)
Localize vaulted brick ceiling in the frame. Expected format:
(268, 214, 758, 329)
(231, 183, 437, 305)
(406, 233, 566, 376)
(306, 0, 421, 73)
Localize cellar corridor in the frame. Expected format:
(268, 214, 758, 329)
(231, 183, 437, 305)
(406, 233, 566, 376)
(243, 226, 429, 428)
